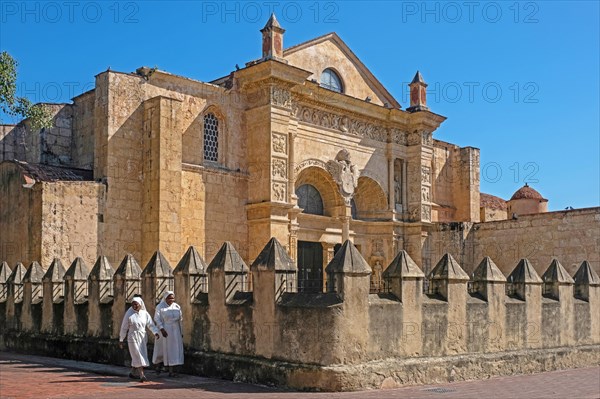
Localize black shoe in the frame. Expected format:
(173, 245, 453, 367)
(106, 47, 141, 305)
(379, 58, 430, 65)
(140, 375, 147, 383)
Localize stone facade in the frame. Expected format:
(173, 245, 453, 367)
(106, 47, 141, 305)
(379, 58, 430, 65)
(0, 15, 599, 390)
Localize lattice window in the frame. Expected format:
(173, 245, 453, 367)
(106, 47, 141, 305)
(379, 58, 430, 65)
(203, 113, 219, 162)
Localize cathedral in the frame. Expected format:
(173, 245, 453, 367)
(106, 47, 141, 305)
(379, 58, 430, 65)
(1, 14, 599, 391)
(1, 13, 598, 288)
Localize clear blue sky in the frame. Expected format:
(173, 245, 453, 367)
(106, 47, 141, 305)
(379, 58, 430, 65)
(1, 1, 598, 210)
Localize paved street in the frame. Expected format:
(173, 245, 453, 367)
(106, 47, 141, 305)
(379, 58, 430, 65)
(0, 351, 598, 399)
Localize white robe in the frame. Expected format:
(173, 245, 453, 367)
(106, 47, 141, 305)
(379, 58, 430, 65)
(119, 309, 159, 368)
(152, 300, 168, 364)
(155, 303, 184, 366)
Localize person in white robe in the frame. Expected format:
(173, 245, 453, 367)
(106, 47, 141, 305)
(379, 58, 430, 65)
(155, 290, 184, 376)
(152, 292, 169, 373)
(119, 297, 160, 382)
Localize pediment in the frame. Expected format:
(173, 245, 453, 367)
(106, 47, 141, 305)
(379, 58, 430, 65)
(284, 33, 400, 108)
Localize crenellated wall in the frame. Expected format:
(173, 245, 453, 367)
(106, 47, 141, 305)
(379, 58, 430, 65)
(1, 238, 599, 391)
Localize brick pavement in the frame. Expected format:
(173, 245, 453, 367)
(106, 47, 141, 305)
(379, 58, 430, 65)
(0, 351, 598, 399)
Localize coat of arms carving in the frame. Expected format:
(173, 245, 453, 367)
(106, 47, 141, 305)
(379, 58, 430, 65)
(326, 149, 359, 204)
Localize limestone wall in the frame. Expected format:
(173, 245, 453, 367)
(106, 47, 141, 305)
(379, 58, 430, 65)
(1, 238, 598, 392)
(427, 208, 600, 277)
(0, 104, 74, 166)
(71, 91, 95, 169)
(39, 181, 105, 267)
(0, 162, 42, 265)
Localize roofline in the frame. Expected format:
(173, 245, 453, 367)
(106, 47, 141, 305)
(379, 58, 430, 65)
(283, 32, 402, 109)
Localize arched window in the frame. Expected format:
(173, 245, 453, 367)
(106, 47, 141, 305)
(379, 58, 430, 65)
(204, 113, 219, 162)
(296, 184, 324, 215)
(320, 68, 343, 93)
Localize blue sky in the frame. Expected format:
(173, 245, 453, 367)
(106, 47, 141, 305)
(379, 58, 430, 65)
(1, 0, 598, 210)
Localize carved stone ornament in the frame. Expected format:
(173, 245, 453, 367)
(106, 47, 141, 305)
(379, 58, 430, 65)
(270, 86, 291, 108)
(293, 158, 328, 177)
(272, 158, 287, 180)
(272, 133, 286, 154)
(293, 104, 387, 142)
(421, 166, 431, 184)
(326, 149, 359, 204)
(421, 205, 431, 221)
(272, 182, 286, 202)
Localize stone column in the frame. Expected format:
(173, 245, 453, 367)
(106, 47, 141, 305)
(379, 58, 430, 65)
(507, 258, 543, 349)
(64, 257, 91, 336)
(573, 260, 600, 344)
(41, 258, 66, 334)
(6, 263, 26, 331)
(251, 238, 296, 358)
(0, 262, 12, 328)
(88, 256, 115, 337)
(112, 254, 142, 338)
(206, 242, 250, 352)
(541, 259, 574, 346)
(173, 246, 207, 346)
(325, 240, 371, 363)
(382, 250, 424, 356)
(21, 261, 44, 332)
(428, 253, 470, 355)
(141, 250, 174, 317)
(471, 256, 506, 351)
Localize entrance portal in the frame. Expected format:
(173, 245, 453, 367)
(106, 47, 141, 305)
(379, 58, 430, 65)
(297, 241, 323, 293)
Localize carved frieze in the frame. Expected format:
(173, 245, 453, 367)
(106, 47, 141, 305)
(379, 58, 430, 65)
(293, 104, 387, 142)
(293, 158, 328, 177)
(391, 129, 408, 145)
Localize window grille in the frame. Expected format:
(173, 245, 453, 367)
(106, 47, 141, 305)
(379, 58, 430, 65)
(204, 113, 219, 162)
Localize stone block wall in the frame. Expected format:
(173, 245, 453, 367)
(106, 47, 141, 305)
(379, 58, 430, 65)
(1, 238, 598, 391)
(426, 207, 600, 277)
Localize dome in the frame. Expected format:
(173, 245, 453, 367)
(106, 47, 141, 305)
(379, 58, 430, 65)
(510, 184, 545, 201)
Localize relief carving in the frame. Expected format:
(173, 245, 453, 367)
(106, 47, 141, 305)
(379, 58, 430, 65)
(421, 205, 431, 221)
(421, 166, 431, 184)
(421, 186, 430, 202)
(272, 182, 286, 202)
(326, 149, 359, 205)
(293, 104, 387, 141)
(422, 131, 433, 146)
(272, 134, 287, 154)
(272, 158, 287, 180)
(270, 86, 291, 108)
(392, 129, 408, 145)
(293, 159, 328, 177)
(372, 239, 384, 257)
(394, 159, 403, 205)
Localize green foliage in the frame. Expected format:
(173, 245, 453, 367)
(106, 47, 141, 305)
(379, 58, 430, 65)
(0, 51, 53, 130)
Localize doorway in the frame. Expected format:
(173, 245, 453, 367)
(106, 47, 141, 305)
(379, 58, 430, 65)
(297, 241, 323, 293)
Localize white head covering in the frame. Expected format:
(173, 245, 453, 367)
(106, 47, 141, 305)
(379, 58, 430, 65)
(132, 295, 146, 310)
(157, 291, 175, 311)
